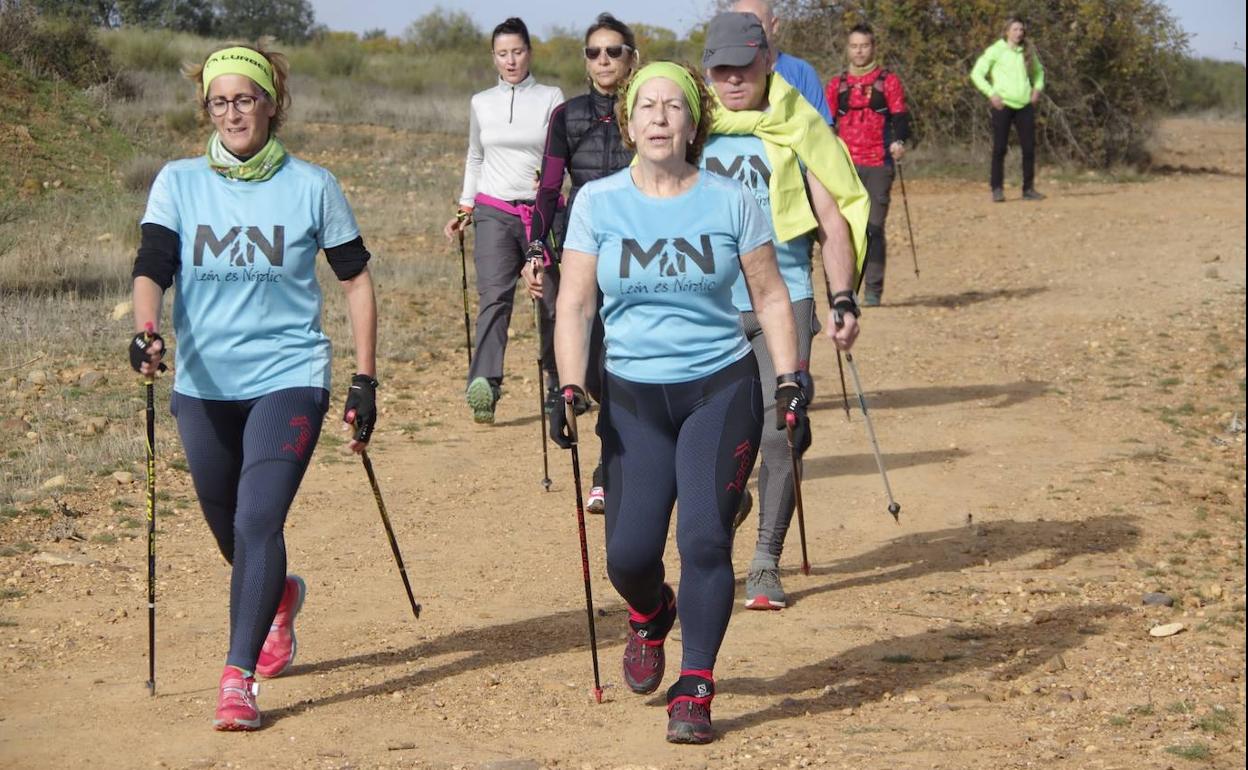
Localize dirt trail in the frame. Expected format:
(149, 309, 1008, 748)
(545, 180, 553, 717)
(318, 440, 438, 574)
(0, 121, 1244, 769)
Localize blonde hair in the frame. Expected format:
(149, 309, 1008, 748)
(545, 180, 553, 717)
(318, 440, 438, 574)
(615, 62, 716, 164)
(184, 38, 292, 133)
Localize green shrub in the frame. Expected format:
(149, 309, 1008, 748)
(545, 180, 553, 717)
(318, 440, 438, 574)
(774, 0, 1189, 167)
(1173, 57, 1246, 115)
(0, 5, 117, 88)
(163, 103, 200, 134)
(121, 154, 166, 193)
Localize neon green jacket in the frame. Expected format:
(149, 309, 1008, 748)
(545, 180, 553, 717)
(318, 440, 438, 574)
(970, 39, 1045, 110)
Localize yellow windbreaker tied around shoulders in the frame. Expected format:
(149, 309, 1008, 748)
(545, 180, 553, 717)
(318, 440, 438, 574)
(711, 74, 870, 272)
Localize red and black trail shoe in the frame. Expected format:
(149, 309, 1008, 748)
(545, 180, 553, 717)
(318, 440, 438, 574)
(665, 671, 715, 744)
(622, 583, 677, 694)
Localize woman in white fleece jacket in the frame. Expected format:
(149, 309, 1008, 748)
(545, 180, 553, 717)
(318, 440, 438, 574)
(444, 16, 563, 424)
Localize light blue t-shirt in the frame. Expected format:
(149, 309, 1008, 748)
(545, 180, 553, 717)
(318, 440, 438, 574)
(142, 155, 360, 400)
(702, 134, 815, 312)
(563, 169, 772, 384)
(776, 52, 833, 124)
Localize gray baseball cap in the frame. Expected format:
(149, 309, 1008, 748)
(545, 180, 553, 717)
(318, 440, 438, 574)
(702, 12, 768, 68)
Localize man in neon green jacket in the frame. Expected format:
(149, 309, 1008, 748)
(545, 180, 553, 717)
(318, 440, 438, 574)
(970, 16, 1046, 202)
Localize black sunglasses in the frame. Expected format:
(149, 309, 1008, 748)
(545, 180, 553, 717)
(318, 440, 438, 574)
(584, 45, 632, 60)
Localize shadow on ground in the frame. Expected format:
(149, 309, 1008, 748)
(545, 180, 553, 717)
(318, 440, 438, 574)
(810, 381, 1049, 413)
(886, 286, 1048, 309)
(266, 515, 1139, 725)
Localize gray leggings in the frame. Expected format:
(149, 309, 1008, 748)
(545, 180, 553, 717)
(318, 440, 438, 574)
(740, 298, 818, 567)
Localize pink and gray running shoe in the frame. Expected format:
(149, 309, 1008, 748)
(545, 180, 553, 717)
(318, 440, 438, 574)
(213, 666, 261, 731)
(256, 574, 307, 679)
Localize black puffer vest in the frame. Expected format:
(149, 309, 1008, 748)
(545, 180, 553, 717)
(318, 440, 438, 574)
(563, 88, 634, 206)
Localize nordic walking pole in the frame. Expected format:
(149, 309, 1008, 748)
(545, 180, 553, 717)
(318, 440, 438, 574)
(785, 414, 811, 575)
(895, 162, 920, 278)
(142, 322, 157, 696)
(351, 438, 422, 620)
(835, 352, 851, 422)
(831, 309, 901, 522)
(457, 211, 473, 367)
(564, 388, 604, 703)
(531, 259, 551, 491)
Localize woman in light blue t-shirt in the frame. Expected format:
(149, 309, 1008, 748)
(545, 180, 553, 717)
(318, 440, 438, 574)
(551, 62, 808, 746)
(128, 42, 378, 732)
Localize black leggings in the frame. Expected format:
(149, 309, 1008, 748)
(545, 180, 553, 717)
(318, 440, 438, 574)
(990, 104, 1036, 191)
(171, 387, 328, 671)
(600, 354, 762, 672)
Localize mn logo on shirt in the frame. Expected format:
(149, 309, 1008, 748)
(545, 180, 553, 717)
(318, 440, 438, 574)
(619, 236, 714, 279)
(193, 225, 286, 268)
(705, 155, 770, 191)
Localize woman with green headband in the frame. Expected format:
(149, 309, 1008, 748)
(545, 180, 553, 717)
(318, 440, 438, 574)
(701, 11, 869, 613)
(128, 41, 379, 731)
(552, 60, 803, 745)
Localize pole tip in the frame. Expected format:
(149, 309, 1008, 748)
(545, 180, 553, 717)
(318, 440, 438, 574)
(542, 478, 552, 491)
(413, 603, 422, 619)
(801, 563, 811, 576)
(888, 502, 901, 522)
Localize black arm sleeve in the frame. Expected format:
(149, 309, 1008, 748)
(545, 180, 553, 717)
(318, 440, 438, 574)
(325, 236, 371, 281)
(892, 112, 912, 144)
(132, 223, 180, 290)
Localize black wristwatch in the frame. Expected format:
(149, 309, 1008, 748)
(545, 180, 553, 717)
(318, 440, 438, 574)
(352, 373, 379, 389)
(776, 372, 802, 388)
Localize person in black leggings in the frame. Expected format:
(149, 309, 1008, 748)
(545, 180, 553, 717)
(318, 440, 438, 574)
(551, 61, 815, 745)
(128, 41, 378, 731)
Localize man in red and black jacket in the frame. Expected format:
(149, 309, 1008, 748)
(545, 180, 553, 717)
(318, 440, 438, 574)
(826, 22, 910, 306)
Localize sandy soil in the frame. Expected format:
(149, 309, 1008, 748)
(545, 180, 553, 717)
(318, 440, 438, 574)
(0, 120, 1244, 770)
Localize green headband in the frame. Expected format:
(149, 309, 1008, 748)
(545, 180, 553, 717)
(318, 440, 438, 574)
(202, 47, 276, 100)
(625, 62, 702, 129)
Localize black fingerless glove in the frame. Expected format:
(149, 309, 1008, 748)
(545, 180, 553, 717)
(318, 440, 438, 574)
(775, 379, 812, 456)
(128, 331, 165, 373)
(829, 289, 860, 326)
(549, 384, 590, 449)
(343, 374, 379, 444)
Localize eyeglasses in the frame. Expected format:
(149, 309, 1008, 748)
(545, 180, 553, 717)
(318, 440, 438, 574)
(204, 94, 265, 117)
(584, 45, 632, 60)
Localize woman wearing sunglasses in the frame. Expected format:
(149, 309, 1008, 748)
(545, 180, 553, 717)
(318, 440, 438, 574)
(444, 17, 564, 424)
(521, 12, 638, 513)
(128, 41, 379, 731)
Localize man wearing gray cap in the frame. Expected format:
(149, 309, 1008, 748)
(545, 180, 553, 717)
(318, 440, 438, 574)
(732, 0, 833, 123)
(703, 11, 871, 615)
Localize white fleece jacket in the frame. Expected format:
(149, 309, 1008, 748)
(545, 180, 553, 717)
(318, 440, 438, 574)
(458, 74, 564, 206)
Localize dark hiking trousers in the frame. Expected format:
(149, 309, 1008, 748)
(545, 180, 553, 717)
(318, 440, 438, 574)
(600, 353, 762, 672)
(171, 386, 328, 671)
(990, 104, 1037, 191)
(856, 165, 894, 296)
(468, 203, 557, 388)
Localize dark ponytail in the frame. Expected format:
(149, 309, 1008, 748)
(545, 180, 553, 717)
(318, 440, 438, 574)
(492, 17, 531, 49)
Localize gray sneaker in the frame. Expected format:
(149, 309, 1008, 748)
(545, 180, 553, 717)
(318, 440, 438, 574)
(744, 565, 786, 610)
(991, 187, 1005, 203)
